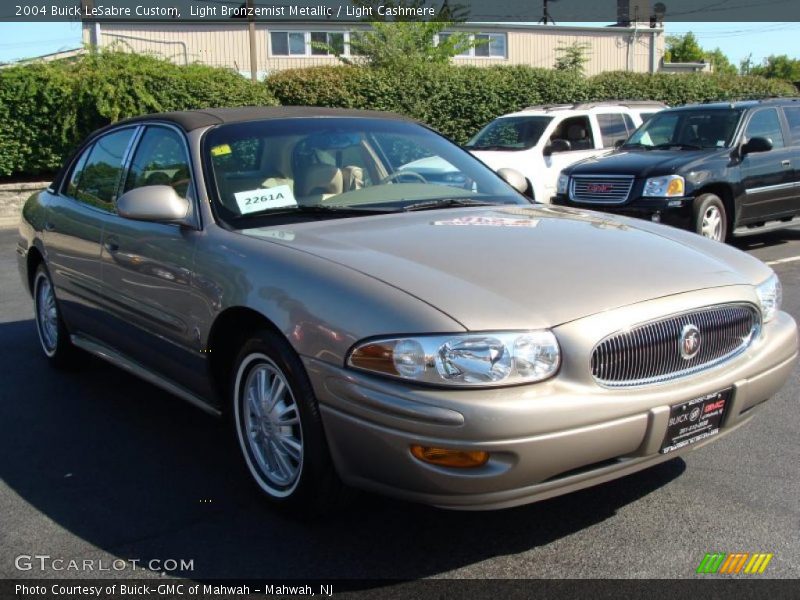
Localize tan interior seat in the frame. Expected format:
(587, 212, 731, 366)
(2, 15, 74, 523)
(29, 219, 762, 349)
(296, 164, 343, 202)
(341, 166, 365, 192)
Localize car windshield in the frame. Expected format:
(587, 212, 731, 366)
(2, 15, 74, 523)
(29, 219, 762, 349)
(622, 108, 744, 150)
(205, 118, 526, 225)
(465, 116, 553, 151)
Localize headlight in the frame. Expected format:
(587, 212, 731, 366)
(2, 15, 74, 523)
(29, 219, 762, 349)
(347, 331, 560, 387)
(755, 272, 782, 323)
(643, 174, 685, 198)
(556, 173, 569, 195)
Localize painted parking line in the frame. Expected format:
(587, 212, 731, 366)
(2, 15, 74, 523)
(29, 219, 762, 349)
(765, 256, 800, 266)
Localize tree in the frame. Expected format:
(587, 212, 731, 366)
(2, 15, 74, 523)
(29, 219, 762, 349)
(749, 54, 800, 81)
(554, 42, 590, 74)
(313, 1, 482, 69)
(664, 32, 704, 63)
(705, 48, 737, 77)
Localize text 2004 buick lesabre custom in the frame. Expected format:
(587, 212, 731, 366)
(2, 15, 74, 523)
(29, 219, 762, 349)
(17, 107, 798, 510)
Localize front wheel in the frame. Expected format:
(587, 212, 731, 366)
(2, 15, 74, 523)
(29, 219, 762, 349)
(693, 194, 728, 242)
(231, 330, 347, 510)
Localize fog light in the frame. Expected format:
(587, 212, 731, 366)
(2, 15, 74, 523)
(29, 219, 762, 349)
(410, 445, 489, 468)
(651, 212, 661, 223)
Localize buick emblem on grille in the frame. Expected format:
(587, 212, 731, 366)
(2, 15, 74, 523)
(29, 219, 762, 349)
(680, 324, 701, 360)
(587, 183, 613, 193)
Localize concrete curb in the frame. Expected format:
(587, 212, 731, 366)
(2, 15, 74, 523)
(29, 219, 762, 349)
(0, 217, 20, 230)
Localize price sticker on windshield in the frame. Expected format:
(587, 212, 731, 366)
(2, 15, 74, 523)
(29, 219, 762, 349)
(234, 185, 297, 214)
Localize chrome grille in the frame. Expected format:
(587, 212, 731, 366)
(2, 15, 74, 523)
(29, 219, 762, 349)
(569, 175, 634, 204)
(591, 304, 760, 387)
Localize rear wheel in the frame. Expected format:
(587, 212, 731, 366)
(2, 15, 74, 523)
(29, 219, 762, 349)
(694, 194, 728, 242)
(33, 264, 76, 367)
(231, 330, 347, 511)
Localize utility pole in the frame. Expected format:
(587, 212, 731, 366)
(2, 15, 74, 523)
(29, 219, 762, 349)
(247, 0, 257, 82)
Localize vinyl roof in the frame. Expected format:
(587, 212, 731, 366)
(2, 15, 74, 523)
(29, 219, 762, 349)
(114, 106, 414, 132)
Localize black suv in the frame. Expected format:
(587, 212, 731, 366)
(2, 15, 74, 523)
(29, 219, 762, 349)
(553, 98, 800, 242)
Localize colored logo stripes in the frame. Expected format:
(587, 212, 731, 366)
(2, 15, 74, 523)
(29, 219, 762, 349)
(696, 553, 773, 574)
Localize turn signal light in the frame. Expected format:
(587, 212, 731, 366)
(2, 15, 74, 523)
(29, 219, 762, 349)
(410, 445, 489, 468)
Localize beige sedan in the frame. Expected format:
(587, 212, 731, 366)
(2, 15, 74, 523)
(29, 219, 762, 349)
(17, 107, 798, 511)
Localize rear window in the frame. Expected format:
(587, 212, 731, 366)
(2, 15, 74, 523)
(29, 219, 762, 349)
(784, 107, 800, 145)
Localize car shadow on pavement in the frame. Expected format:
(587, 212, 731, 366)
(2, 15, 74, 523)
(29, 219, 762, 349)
(731, 227, 800, 252)
(0, 318, 686, 581)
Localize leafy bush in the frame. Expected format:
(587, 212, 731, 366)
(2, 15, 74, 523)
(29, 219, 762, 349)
(0, 50, 276, 178)
(267, 65, 796, 144)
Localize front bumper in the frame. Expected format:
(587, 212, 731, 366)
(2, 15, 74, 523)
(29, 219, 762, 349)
(552, 194, 695, 230)
(305, 289, 798, 510)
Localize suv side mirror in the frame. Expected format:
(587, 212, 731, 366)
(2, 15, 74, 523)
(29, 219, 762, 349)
(614, 139, 626, 149)
(117, 185, 190, 224)
(741, 136, 773, 155)
(544, 139, 571, 156)
(496, 168, 529, 196)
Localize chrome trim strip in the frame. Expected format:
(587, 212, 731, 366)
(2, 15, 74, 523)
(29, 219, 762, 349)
(745, 181, 800, 195)
(71, 334, 220, 417)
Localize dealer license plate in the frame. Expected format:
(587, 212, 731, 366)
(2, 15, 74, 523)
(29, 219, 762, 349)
(660, 389, 731, 454)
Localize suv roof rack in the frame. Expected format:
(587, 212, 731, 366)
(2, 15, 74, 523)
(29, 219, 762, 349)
(694, 96, 800, 105)
(522, 100, 668, 112)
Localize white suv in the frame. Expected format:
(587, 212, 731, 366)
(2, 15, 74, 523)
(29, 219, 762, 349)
(464, 101, 666, 202)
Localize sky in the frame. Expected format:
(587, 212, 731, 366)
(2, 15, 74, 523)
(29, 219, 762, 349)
(0, 20, 799, 66)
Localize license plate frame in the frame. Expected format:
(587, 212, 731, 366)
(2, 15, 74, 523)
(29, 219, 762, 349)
(660, 389, 732, 454)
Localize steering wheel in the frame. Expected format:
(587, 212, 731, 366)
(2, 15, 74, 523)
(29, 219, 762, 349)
(379, 170, 427, 185)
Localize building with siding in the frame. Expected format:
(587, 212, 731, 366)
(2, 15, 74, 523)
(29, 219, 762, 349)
(82, 19, 665, 79)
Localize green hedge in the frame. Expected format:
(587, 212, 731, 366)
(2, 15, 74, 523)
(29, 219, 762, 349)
(2, 55, 796, 178)
(0, 51, 276, 178)
(266, 65, 798, 144)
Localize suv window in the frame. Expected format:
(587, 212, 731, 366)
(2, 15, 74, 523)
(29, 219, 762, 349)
(550, 116, 594, 151)
(124, 126, 192, 198)
(597, 113, 630, 147)
(782, 107, 800, 145)
(745, 108, 785, 149)
(70, 128, 135, 210)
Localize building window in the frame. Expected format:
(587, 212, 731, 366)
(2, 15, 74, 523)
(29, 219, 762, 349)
(437, 32, 507, 59)
(270, 31, 306, 56)
(270, 31, 352, 57)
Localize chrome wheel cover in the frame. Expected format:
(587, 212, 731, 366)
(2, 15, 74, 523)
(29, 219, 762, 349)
(701, 205, 723, 241)
(236, 355, 303, 495)
(34, 272, 58, 356)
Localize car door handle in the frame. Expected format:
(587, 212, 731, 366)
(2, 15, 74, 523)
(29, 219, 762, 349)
(44, 222, 55, 232)
(782, 160, 792, 167)
(104, 241, 119, 253)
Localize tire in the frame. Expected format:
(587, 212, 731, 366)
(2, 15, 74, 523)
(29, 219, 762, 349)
(693, 194, 728, 242)
(231, 329, 347, 511)
(32, 264, 76, 368)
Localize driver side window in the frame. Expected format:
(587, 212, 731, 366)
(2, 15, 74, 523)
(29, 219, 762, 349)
(124, 126, 193, 199)
(550, 116, 595, 151)
(745, 109, 785, 149)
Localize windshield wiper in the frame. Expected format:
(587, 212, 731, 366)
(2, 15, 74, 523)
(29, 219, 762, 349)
(232, 204, 392, 220)
(401, 198, 500, 212)
(651, 142, 703, 150)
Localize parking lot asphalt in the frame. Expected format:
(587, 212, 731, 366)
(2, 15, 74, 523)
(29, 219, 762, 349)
(0, 224, 798, 581)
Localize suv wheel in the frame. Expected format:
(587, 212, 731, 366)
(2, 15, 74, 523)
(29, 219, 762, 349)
(694, 194, 728, 242)
(231, 330, 346, 510)
(33, 265, 76, 367)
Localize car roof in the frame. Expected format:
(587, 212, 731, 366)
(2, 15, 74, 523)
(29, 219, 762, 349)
(502, 101, 667, 118)
(678, 98, 800, 110)
(110, 106, 415, 132)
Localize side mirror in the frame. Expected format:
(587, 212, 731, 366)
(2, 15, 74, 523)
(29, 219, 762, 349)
(497, 168, 529, 195)
(614, 139, 626, 149)
(741, 136, 773, 155)
(116, 185, 190, 224)
(543, 139, 571, 156)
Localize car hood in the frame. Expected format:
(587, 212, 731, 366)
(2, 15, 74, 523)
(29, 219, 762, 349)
(566, 149, 718, 177)
(240, 205, 769, 330)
